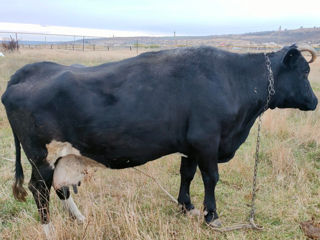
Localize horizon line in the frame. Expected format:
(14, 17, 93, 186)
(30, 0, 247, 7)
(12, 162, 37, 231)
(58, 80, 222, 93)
(0, 22, 318, 39)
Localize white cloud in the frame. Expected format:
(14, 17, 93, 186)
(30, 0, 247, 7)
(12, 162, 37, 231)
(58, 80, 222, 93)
(0, 22, 164, 37)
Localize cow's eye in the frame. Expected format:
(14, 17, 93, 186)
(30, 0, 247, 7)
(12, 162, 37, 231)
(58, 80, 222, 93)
(304, 69, 310, 77)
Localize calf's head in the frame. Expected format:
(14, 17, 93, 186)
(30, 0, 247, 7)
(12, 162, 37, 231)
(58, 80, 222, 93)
(271, 45, 318, 111)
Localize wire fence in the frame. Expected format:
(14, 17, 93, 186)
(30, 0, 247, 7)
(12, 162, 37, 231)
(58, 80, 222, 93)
(0, 31, 282, 52)
(1, 31, 319, 55)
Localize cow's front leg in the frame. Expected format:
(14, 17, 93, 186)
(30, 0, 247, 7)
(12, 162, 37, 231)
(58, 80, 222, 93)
(178, 156, 200, 216)
(198, 157, 221, 227)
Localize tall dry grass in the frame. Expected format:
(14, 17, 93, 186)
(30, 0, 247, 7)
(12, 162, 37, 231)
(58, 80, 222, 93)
(0, 48, 319, 240)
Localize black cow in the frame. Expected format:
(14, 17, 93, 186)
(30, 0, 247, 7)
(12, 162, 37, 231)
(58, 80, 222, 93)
(1, 45, 317, 238)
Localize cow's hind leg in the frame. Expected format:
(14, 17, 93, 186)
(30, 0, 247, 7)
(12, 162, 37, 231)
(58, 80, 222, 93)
(178, 156, 200, 216)
(28, 163, 55, 239)
(56, 186, 85, 222)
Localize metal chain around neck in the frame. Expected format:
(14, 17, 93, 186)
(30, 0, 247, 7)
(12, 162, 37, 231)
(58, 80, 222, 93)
(263, 53, 276, 111)
(248, 53, 276, 228)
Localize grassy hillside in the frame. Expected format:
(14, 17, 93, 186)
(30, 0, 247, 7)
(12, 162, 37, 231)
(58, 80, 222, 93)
(82, 27, 320, 48)
(226, 27, 320, 44)
(0, 48, 319, 240)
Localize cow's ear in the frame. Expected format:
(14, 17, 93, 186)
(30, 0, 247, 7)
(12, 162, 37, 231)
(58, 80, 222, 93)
(282, 48, 300, 69)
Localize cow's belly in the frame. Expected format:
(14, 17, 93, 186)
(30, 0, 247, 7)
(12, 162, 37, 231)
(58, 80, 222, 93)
(75, 127, 184, 168)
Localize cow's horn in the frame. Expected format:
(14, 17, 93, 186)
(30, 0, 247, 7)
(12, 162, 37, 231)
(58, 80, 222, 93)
(298, 45, 317, 63)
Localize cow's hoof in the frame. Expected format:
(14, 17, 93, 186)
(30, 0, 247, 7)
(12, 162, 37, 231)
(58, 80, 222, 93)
(69, 211, 86, 223)
(42, 223, 56, 240)
(207, 218, 222, 228)
(76, 214, 86, 224)
(187, 208, 201, 217)
(179, 204, 200, 217)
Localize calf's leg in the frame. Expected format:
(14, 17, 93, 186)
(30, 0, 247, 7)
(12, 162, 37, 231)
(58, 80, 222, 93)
(56, 186, 85, 222)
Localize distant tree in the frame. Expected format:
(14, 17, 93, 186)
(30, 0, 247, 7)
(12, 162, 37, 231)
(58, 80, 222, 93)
(1, 36, 19, 52)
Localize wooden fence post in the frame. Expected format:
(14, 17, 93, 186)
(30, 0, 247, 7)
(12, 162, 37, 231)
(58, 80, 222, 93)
(136, 40, 138, 55)
(15, 33, 19, 50)
(82, 36, 85, 51)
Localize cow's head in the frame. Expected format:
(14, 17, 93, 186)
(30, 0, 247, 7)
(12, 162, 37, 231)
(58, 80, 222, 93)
(270, 45, 318, 111)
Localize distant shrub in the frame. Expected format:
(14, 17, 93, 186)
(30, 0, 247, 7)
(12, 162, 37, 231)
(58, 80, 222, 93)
(133, 43, 145, 48)
(133, 44, 160, 49)
(2, 36, 19, 52)
(148, 45, 160, 48)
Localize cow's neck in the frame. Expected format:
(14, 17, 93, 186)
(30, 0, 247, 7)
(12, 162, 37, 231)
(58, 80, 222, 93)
(216, 53, 275, 162)
(236, 53, 274, 123)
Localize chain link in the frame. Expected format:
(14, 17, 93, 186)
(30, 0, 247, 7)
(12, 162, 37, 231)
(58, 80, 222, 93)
(264, 53, 276, 110)
(249, 53, 276, 228)
(249, 115, 262, 224)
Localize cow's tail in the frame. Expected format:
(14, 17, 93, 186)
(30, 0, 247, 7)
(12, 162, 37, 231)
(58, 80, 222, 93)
(12, 132, 27, 202)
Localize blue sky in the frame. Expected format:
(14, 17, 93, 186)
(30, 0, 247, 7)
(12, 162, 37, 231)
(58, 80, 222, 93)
(1, 0, 320, 36)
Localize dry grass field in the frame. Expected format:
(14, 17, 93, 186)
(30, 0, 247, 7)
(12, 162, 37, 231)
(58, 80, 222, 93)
(0, 48, 319, 240)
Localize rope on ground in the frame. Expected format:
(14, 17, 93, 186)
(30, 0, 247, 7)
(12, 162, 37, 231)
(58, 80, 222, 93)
(0, 156, 14, 162)
(208, 218, 263, 232)
(132, 167, 178, 204)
